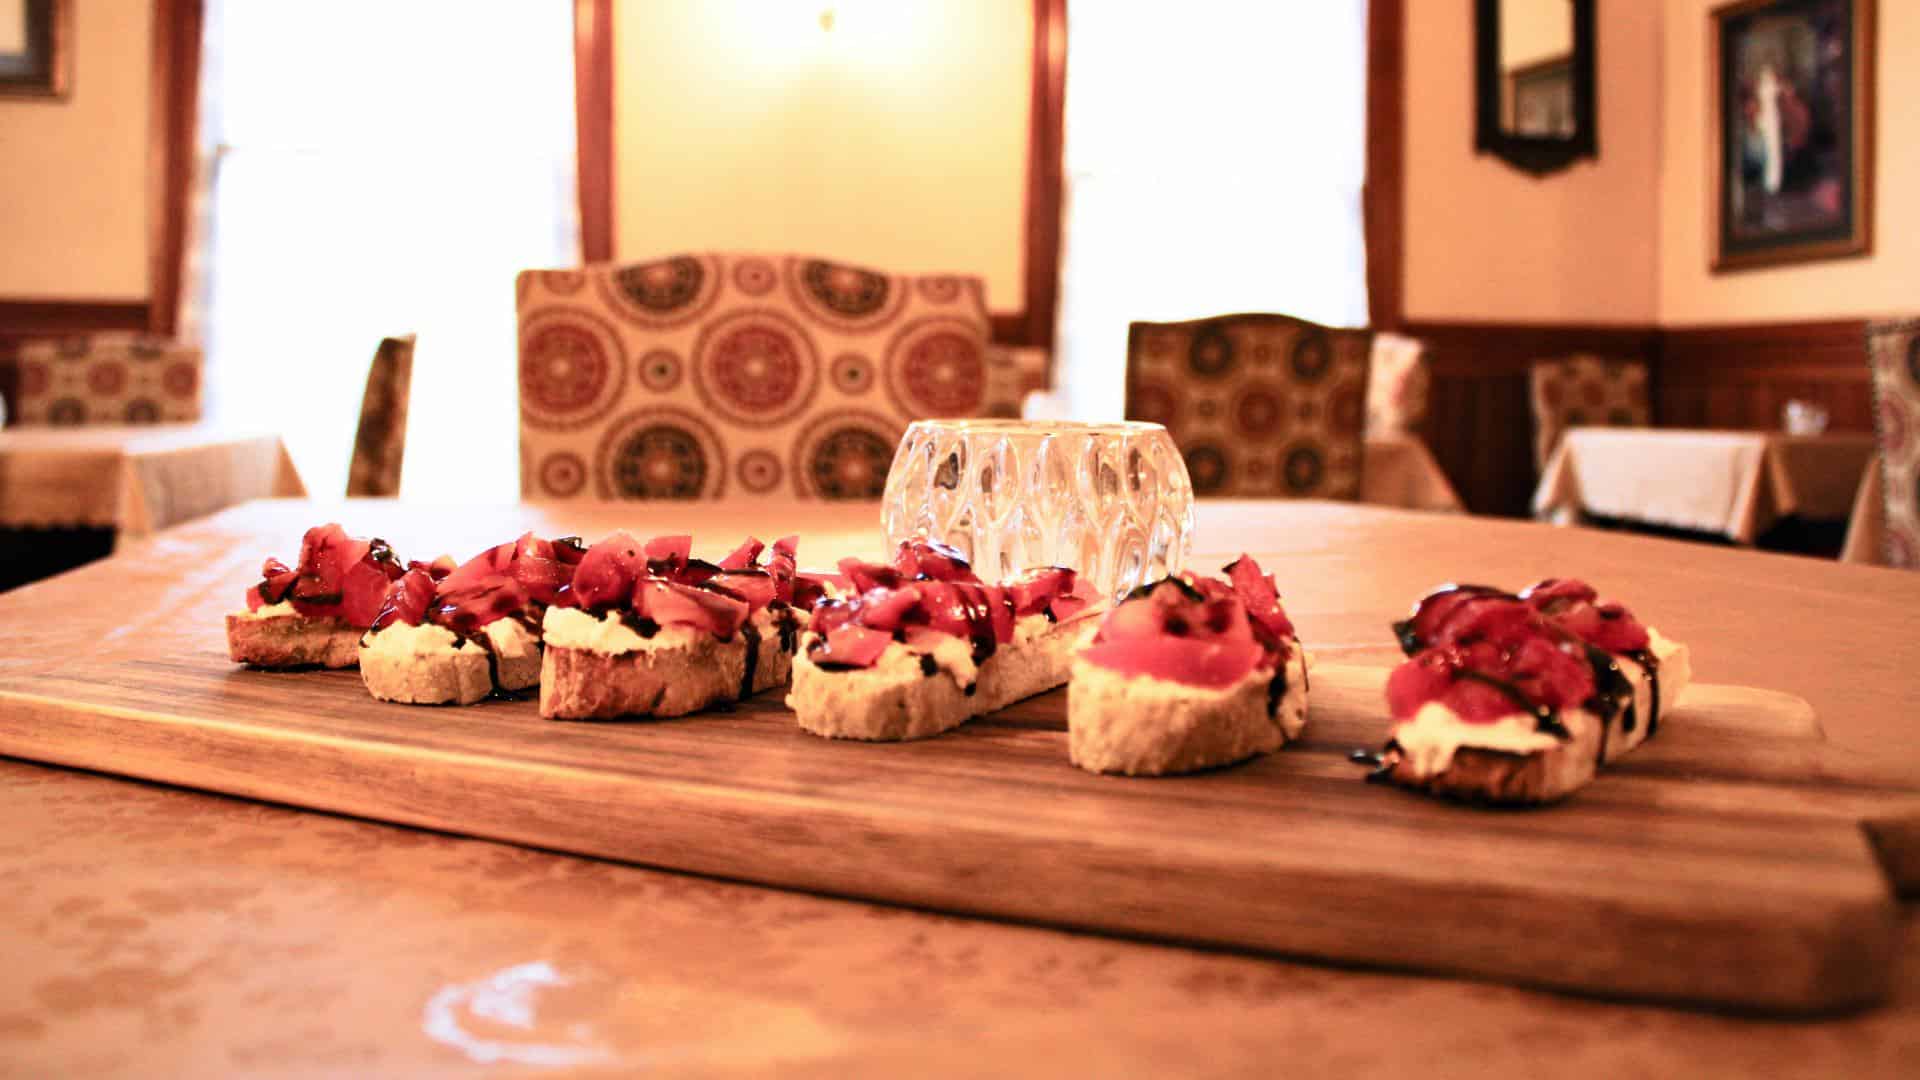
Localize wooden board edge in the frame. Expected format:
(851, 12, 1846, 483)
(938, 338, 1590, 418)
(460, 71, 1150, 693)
(0, 689, 1898, 1015)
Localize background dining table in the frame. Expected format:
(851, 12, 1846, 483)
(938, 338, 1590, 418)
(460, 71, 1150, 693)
(2, 497, 1918, 1076)
(1532, 428, 1876, 546)
(0, 423, 305, 547)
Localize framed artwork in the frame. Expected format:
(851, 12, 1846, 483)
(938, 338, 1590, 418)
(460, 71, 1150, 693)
(1710, 0, 1874, 271)
(0, 0, 68, 99)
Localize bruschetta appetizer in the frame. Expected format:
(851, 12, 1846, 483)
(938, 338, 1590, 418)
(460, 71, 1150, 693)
(1357, 579, 1691, 804)
(540, 533, 822, 720)
(358, 533, 581, 705)
(226, 524, 411, 669)
(1067, 556, 1308, 776)
(787, 540, 1095, 742)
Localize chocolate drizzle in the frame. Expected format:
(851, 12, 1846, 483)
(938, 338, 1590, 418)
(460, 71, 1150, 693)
(739, 622, 761, 699)
(1266, 649, 1289, 718)
(1626, 648, 1662, 736)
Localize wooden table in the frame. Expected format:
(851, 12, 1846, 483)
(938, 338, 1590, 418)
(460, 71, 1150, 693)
(3, 498, 1918, 1075)
(1533, 428, 1876, 545)
(0, 424, 305, 547)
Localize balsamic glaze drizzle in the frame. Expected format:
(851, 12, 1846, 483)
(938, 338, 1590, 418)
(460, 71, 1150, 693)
(739, 622, 761, 699)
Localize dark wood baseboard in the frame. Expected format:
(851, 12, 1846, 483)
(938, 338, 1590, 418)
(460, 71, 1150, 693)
(1402, 319, 1659, 518)
(1400, 317, 1874, 519)
(1655, 319, 1872, 432)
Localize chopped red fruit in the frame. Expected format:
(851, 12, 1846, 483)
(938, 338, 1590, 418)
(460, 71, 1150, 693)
(718, 537, 765, 571)
(811, 624, 893, 668)
(568, 531, 648, 611)
(245, 524, 405, 627)
(1519, 578, 1651, 654)
(372, 566, 441, 631)
(1224, 555, 1296, 643)
(1080, 570, 1295, 689)
(636, 579, 748, 637)
(1384, 593, 1597, 724)
(890, 539, 980, 584)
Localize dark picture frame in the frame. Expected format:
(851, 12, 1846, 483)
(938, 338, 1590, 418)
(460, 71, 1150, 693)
(1474, 0, 1596, 176)
(1710, 0, 1874, 272)
(0, 0, 69, 99)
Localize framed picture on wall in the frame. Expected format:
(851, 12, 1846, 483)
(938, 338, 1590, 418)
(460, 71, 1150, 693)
(1710, 0, 1874, 271)
(0, 0, 69, 99)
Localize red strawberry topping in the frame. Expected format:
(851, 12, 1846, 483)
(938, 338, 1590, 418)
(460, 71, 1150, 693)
(244, 524, 405, 628)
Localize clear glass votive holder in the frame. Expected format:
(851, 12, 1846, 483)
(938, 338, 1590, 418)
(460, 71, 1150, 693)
(881, 419, 1195, 602)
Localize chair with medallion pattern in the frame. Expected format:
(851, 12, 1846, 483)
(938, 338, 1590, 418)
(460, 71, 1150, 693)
(1124, 313, 1372, 499)
(6, 334, 203, 426)
(1865, 318, 1920, 569)
(1527, 353, 1651, 470)
(346, 334, 416, 497)
(515, 253, 997, 501)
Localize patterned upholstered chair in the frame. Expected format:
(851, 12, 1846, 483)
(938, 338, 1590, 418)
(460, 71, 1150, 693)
(8, 334, 202, 426)
(1124, 314, 1372, 499)
(1365, 331, 1430, 437)
(346, 334, 416, 497)
(516, 254, 993, 500)
(981, 344, 1050, 419)
(1865, 318, 1920, 569)
(1528, 354, 1651, 469)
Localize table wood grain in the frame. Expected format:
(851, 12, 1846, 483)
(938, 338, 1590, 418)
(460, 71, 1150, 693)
(3, 498, 1919, 1074)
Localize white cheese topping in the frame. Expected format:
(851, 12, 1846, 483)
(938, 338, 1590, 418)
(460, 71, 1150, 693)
(361, 619, 462, 658)
(542, 604, 786, 656)
(1388, 702, 1566, 779)
(234, 600, 298, 620)
(360, 615, 539, 660)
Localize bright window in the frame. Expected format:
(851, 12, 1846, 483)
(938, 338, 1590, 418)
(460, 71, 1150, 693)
(196, 0, 579, 500)
(1053, 1, 1370, 420)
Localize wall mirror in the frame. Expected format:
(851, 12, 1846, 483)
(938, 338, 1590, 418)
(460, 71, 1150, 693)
(1475, 0, 1596, 175)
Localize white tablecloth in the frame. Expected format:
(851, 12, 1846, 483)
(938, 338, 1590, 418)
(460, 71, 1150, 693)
(1532, 428, 1875, 544)
(1362, 434, 1464, 513)
(0, 425, 306, 547)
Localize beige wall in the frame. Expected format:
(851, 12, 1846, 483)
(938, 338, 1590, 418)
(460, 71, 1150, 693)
(611, 0, 1030, 311)
(1657, 0, 1917, 323)
(1402, 0, 1663, 324)
(0, 1, 150, 300)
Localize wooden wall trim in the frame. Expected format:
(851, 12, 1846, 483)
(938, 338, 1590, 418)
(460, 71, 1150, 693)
(573, 0, 614, 264)
(147, 0, 203, 339)
(1000, 0, 1066, 353)
(1364, 0, 1404, 330)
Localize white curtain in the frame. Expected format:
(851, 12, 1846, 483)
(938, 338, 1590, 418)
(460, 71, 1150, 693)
(197, 0, 579, 501)
(1053, 0, 1371, 421)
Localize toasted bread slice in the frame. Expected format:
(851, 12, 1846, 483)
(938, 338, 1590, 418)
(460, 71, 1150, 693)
(788, 618, 1082, 741)
(1068, 646, 1309, 776)
(359, 618, 543, 706)
(225, 612, 361, 669)
(539, 609, 795, 720)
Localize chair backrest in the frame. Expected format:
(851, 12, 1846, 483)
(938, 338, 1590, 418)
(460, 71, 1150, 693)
(1365, 331, 1430, 436)
(1865, 318, 1920, 569)
(8, 334, 202, 426)
(1527, 353, 1651, 469)
(346, 334, 416, 498)
(1124, 313, 1372, 499)
(516, 254, 992, 500)
(982, 344, 1049, 418)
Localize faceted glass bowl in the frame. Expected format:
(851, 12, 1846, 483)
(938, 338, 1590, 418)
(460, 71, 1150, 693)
(881, 419, 1195, 602)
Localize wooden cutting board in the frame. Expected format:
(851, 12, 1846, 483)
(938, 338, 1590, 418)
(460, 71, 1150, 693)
(1, 651, 1912, 1015)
